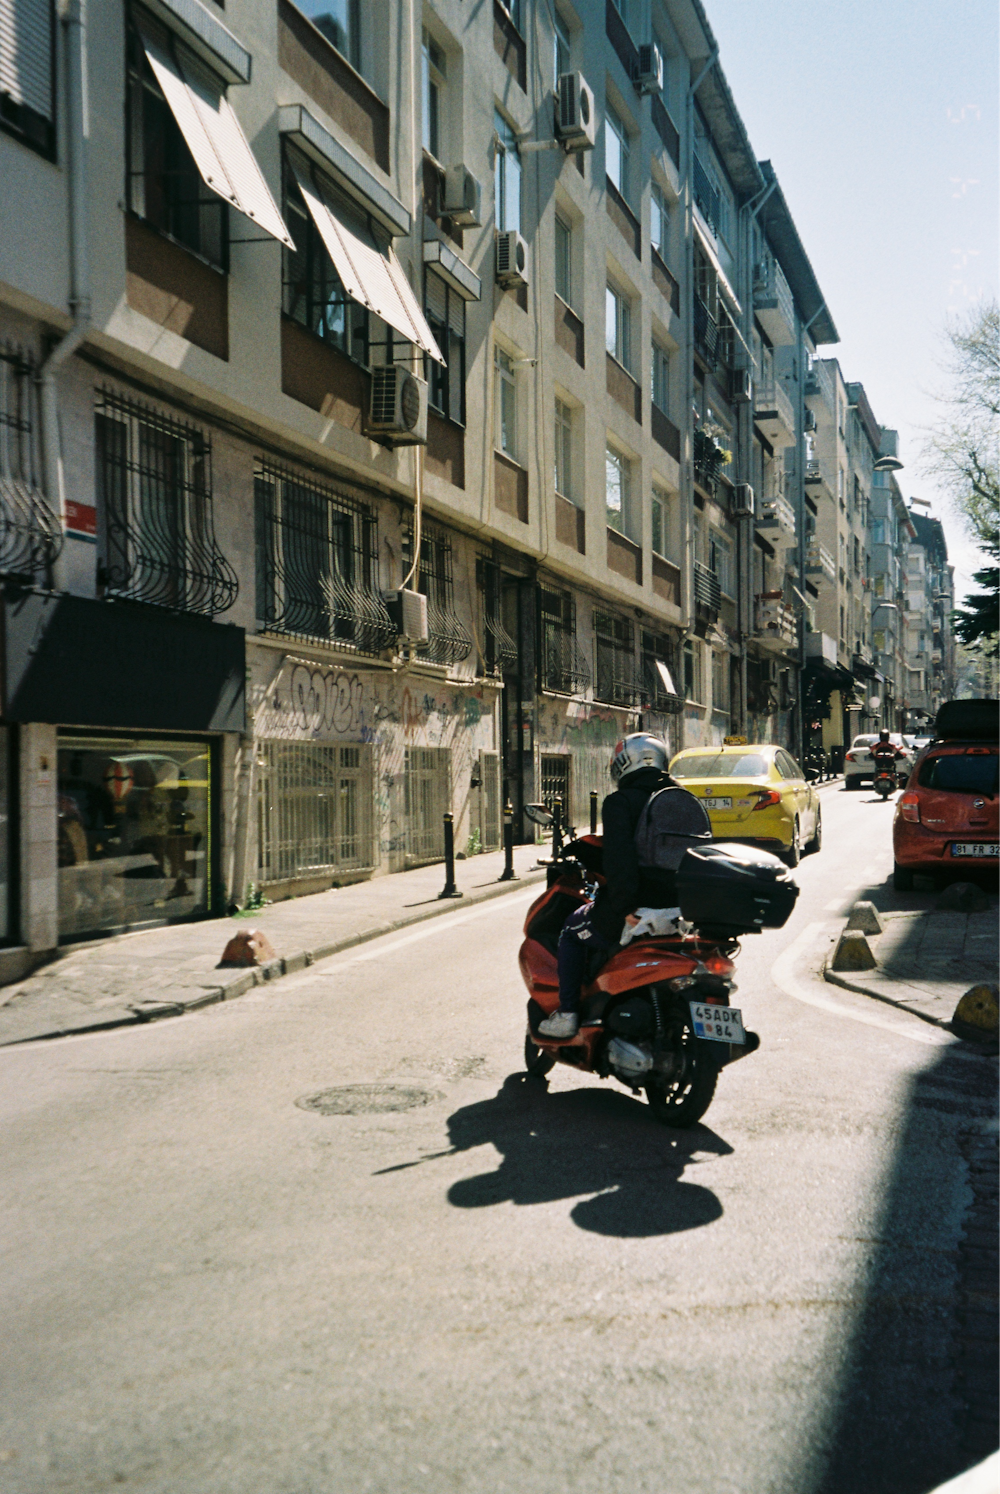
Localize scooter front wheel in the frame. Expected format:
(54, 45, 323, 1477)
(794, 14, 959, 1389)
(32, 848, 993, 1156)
(524, 1030, 556, 1077)
(645, 1038, 719, 1128)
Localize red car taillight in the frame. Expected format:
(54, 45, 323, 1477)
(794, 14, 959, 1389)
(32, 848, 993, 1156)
(898, 792, 921, 823)
(751, 789, 782, 811)
(844, 751, 856, 763)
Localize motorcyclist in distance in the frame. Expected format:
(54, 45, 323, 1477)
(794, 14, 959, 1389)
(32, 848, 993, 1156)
(871, 729, 906, 781)
(538, 733, 679, 1040)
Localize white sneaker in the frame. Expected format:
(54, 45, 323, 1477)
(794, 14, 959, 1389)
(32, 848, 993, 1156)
(538, 1010, 579, 1039)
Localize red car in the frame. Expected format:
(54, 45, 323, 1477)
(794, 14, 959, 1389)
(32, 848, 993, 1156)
(893, 735, 999, 890)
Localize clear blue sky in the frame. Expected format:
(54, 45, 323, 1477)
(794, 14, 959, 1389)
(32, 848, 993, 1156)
(705, 0, 999, 595)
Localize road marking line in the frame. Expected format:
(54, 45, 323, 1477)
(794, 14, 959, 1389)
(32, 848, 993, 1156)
(771, 921, 951, 1047)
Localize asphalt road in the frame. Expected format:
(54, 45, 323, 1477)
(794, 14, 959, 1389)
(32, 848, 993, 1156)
(1, 785, 996, 1494)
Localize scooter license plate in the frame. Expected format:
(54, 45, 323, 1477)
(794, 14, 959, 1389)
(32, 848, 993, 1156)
(689, 1002, 745, 1043)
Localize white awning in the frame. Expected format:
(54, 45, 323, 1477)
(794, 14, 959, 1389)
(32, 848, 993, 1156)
(137, 18, 294, 248)
(292, 162, 444, 364)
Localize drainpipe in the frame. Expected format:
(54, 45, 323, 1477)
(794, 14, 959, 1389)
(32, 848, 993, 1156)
(39, 0, 91, 591)
(795, 300, 827, 761)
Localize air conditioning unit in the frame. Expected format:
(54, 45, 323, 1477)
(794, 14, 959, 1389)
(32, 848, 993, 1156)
(730, 367, 752, 404)
(803, 407, 817, 432)
(556, 71, 597, 151)
(383, 587, 429, 644)
(634, 42, 663, 95)
(442, 165, 481, 226)
(731, 482, 754, 517)
(366, 365, 428, 446)
(495, 228, 530, 289)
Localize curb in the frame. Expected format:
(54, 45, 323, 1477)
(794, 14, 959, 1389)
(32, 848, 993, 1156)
(1, 865, 547, 1047)
(822, 957, 1000, 1052)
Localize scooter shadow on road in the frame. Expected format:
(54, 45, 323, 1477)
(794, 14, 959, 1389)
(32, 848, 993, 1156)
(440, 1073, 733, 1238)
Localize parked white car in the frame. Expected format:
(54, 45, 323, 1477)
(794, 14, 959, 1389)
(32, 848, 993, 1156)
(844, 733, 916, 789)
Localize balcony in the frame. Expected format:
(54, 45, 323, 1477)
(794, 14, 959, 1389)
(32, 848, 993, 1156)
(805, 538, 836, 580)
(693, 560, 721, 618)
(754, 379, 796, 446)
(754, 596, 797, 653)
(804, 358, 834, 410)
(753, 255, 795, 345)
(693, 296, 718, 363)
(804, 630, 838, 669)
(756, 494, 797, 549)
(804, 457, 835, 499)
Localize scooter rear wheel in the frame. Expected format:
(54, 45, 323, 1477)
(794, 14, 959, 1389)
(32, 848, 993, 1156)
(524, 1030, 556, 1077)
(645, 1036, 719, 1128)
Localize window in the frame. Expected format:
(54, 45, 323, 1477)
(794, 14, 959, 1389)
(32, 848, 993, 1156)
(554, 397, 573, 499)
(553, 9, 571, 83)
(283, 160, 370, 362)
(606, 282, 630, 368)
(0, 0, 54, 153)
(712, 651, 730, 714)
(651, 340, 669, 413)
(609, 0, 630, 29)
(97, 388, 237, 618)
(650, 183, 668, 258)
(605, 444, 630, 535)
(404, 747, 452, 863)
(126, 17, 228, 269)
(424, 272, 465, 424)
(255, 462, 391, 653)
(555, 213, 572, 305)
(709, 529, 734, 597)
(256, 742, 374, 884)
(651, 488, 670, 558)
(494, 109, 521, 234)
(0, 346, 61, 575)
(301, 0, 360, 69)
(683, 639, 703, 702)
(477, 558, 517, 676)
(595, 610, 640, 706)
(402, 522, 473, 665)
(494, 348, 516, 456)
(539, 587, 590, 695)
(497, 0, 522, 28)
(421, 29, 446, 159)
(641, 629, 680, 710)
(605, 102, 630, 202)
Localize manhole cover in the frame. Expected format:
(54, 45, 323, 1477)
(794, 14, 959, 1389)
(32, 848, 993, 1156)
(295, 1084, 442, 1116)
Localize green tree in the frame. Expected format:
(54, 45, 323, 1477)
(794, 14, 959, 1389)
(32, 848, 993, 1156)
(953, 540, 999, 658)
(921, 299, 999, 547)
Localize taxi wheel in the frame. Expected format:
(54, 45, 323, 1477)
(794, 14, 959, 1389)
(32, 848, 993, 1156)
(806, 807, 822, 854)
(782, 820, 801, 868)
(893, 862, 915, 892)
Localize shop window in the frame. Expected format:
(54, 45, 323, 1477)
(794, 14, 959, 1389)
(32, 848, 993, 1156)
(256, 741, 374, 885)
(125, 15, 228, 270)
(57, 732, 213, 940)
(539, 586, 590, 695)
(0, 346, 62, 577)
(402, 521, 473, 666)
(255, 461, 394, 655)
(424, 271, 465, 425)
(594, 609, 641, 706)
(95, 389, 238, 618)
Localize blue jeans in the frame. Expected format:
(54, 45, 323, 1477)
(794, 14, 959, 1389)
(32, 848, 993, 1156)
(557, 902, 615, 1013)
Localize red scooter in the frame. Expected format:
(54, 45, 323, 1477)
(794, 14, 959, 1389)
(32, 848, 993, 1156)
(518, 814, 797, 1128)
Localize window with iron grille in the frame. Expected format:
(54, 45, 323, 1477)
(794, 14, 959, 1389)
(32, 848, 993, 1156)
(424, 270, 465, 424)
(255, 462, 393, 654)
(475, 750, 502, 850)
(126, 12, 228, 270)
(540, 753, 571, 819)
(539, 586, 590, 696)
(640, 629, 682, 713)
(95, 388, 237, 617)
(402, 522, 473, 666)
(0, 345, 62, 577)
(476, 557, 517, 676)
(404, 746, 451, 863)
(594, 609, 641, 706)
(257, 741, 374, 884)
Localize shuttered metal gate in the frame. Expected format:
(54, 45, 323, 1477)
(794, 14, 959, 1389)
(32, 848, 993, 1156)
(404, 747, 451, 864)
(257, 741, 374, 884)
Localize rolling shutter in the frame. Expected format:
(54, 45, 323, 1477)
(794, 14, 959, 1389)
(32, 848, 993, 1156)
(0, 0, 53, 119)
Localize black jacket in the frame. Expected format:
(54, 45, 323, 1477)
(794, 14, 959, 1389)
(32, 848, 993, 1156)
(591, 767, 678, 941)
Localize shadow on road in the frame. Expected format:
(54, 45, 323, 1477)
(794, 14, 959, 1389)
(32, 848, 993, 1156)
(808, 1045, 999, 1494)
(443, 1073, 731, 1237)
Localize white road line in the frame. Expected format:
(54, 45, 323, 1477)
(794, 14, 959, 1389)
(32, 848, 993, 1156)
(771, 921, 952, 1047)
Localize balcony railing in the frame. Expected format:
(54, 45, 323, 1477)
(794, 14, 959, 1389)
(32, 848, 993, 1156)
(0, 347, 64, 579)
(693, 560, 721, 616)
(757, 494, 797, 548)
(693, 297, 718, 362)
(754, 379, 796, 443)
(805, 538, 836, 580)
(754, 596, 797, 651)
(753, 255, 795, 345)
(805, 358, 834, 410)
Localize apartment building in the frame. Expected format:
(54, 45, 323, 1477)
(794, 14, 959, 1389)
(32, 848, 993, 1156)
(0, 0, 838, 967)
(903, 512, 956, 726)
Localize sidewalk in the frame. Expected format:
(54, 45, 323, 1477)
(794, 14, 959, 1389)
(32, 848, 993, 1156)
(0, 845, 548, 1047)
(823, 905, 999, 1033)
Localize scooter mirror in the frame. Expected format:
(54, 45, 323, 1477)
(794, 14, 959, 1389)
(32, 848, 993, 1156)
(523, 802, 554, 828)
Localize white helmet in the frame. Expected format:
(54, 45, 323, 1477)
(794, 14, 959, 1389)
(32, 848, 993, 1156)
(609, 732, 669, 784)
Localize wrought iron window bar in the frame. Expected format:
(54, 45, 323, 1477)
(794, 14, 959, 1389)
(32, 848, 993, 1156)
(96, 388, 237, 616)
(0, 346, 63, 579)
(640, 630, 683, 714)
(594, 608, 643, 708)
(476, 557, 517, 676)
(256, 461, 394, 655)
(538, 586, 590, 696)
(403, 523, 473, 666)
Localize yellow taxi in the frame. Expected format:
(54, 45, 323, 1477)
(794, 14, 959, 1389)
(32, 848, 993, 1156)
(668, 742, 821, 867)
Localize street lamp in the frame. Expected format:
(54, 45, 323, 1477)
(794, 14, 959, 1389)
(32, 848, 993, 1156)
(873, 455, 904, 473)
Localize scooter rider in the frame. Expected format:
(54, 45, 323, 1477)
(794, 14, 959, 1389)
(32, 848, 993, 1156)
(871, 729, 905, 780)
(538, 733, 679, 1040)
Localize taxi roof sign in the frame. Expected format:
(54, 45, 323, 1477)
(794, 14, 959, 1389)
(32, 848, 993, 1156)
(723, 735, 748, 745)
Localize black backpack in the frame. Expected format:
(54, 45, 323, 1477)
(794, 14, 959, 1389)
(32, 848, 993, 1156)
(634, 785, 712, 872)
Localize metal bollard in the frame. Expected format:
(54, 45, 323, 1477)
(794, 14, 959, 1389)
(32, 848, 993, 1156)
(590, 790, 598, 835)
(498, 799, 518, 881)
(438, 812, 463, 899)
(552, 796, 563, 857)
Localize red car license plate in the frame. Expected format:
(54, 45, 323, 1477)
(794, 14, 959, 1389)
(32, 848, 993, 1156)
(950, 842, 999, 858)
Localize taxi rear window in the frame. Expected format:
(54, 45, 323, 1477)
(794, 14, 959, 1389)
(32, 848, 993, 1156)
(673, 753, 768, 779)
(918, 753, 998, 794)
